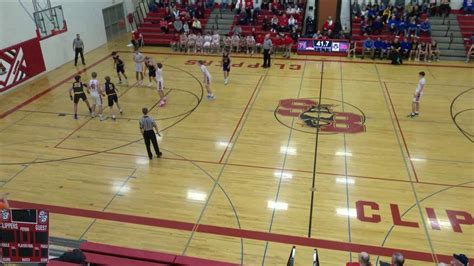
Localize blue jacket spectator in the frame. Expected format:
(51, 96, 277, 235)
(397, 20, 407, 36)
(364, 37, 374, 49)
(464, 0, 474, 14)
(388, 16, 399, 33)
(372, 17, 383, 35)
(419, 18, 431, 36)
(401, 39, 411, 53)
(374, 38, 385, 50)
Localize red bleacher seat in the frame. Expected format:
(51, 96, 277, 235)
(456, 14, 474, 51)
(47, 261, 81, 266)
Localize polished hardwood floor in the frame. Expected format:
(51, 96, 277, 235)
(0, 35, 472, 265)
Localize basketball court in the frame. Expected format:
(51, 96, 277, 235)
(0, 34, 472, 265)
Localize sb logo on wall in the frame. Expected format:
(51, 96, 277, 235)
(275, 98, 366, 134)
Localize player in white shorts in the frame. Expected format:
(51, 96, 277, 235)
(203, 32, 212, 54)
(156, 63, 167, 107)
(133, 49, 145, 85)
(198, 60, 214, 100)
(89, 72, 106, 121)
(211, 31, 220, 53)
(408, 71, 426, 118)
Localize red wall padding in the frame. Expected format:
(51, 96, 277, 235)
(0, 37, 46, 93)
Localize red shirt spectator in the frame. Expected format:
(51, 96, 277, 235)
(245, 0, 253, 9)
(283, 34, 293, 45)
(323, 16, 335, 31)
(133, 30, 140, 40)
(273, 36, 282, 46)
(256, 35, 264, 44)
(279, 15, 288, 27)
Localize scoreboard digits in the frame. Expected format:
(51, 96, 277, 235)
(0, 209, 49, 263)
(297, 38, 350, 55)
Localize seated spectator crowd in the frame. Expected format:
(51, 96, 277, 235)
(350, 34, 441, 64)
(353, 1, 437, 38)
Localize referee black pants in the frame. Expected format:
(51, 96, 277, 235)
(263, 49, 271, 67)
(143, 130, 161, 159)
(74, 48, 85, 66)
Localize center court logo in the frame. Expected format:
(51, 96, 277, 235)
(275, 98, 366, 134)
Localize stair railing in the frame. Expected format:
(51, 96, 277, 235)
(444, 19, 451, 37)
(448, 32, 454, 49)
(442, 12, 447, 25)
(215, 13, 219, 30)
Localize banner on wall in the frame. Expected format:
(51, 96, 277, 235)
(0, 37, 46, 93)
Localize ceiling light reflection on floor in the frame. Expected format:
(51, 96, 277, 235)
(335, 177, 355, 184)
(267, 200, 288, 210)
(187, 190, 207, 202)
(336, 208, 357, 217)
(273, 171, 293, 179)
(280, 146, 297, 155)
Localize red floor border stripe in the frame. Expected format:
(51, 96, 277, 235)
(8, 200, 470, 264)
(0, 54, 111, 119)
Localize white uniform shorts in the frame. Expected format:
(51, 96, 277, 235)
(156, 79, 164, 91)
(135, 63, 143, 72)
(90, 92, 103, 106)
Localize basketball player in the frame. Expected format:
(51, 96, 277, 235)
(198, 60, 215, 100)
(156, 63, 167, 107)
(104, 76, 123, 120)
(179, 33, 188, 53)
(89, 72, 105, 121)
(144, 56, 157, 87)
(222, 52, 231, 85)
(195, 33, 204, 54)
(211, 31, 221, 53)
(133, 49, 145, 85)
(68, 75, 92, 120)
(112, 52, 128, 84)
(408, 71, 426, 118)
(223, 35, 232, 53)
(203, 32, 212, 54)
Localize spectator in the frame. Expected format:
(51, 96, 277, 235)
(382, 5, 392, 22)
(312, 30, 322, 39)
(255, 34, 264, 53)
(466, 33, 474, 63)
(288, 15, 297, 31)
(352, 1, 361, 17)
(451, 254, 469, 266)
(359, 252, 371, 266)
(271, 15, 279, 32)
(232, 34, 241, 52)
(439, 0, 451, 16)
(171, 6, 180, 19)
(418, 18, 431, 36)
(397, 17, 407, 36)
(290, 27, 300, 42)
(160, 18, 170, 33)
(388, 15, 399, 34)
(362, 35, 374, 59)
(173, 18, 183, 33)
(179, 33, 188, 52)
(407, 17, 418, 36)
(323, 16, 335, 32)
(382, 39, 392, 59)
(347, 40, 356, 58)
(417, 41, 429, 61)
(233, 25, 242, 36)
(372, 16, 383, 35)
(203, 32, 212, 53)
(390, 37, 403, 64)
(221, 0, 229, 10)
(183, 21, 190, 34)
(170, 33, 179, 51)
(279, 14, 289, 32)
(428, 39, 440, 61)
(223, 34, 232, 52)
(262, 15, 270, 31)
(392, 252, 405, 266)
(238, 12, 249, 25)
(400, 37, 411, 58)
(131, 30, 144, 50)
(361, 17, 372, 35)
(409, 37, 420, 61)
(373, 37, 385, 59)
(463, 0, 474, 15)
(192, 17, 202, 33)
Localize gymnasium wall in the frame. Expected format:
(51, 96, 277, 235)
(0, 0, 135, 78)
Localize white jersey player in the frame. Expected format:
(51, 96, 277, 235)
(408, 71, 426, 118)
(198, 60, 214, 100)
(156, 63, 166, 107)
(133, 49, 145, 85)
(89, 72, 105, 121)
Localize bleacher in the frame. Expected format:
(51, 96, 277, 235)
(139, 5, 212, 46)
(48, 241, 238, 265)
(227, 7, 305, 51)
(457, 15, 474, 52)
(351, 17, 432, 53)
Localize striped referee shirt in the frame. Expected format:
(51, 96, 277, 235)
(139, 115, 156, 131)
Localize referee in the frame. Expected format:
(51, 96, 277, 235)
(139, 107, 162, 159)
(73, 34, 86, 66)
(262, 34, 273, 68)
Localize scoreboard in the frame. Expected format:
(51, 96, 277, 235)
(297, 38, 350, 55)
(0, 209, 49, 263)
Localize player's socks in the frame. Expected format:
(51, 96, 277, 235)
(119, 109, 123, 114)
(414, 112, 419, 116)
(112, 115, 116, 120)
(99, 114, 105, 121)
(74, 114, 78, 120)
(159, 100, 166, 107)
(92, 112, 96, 118)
